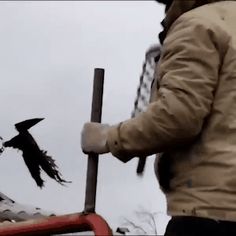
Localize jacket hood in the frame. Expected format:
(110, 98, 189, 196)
(159, 0, 236, 43)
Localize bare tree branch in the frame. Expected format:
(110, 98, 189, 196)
(121, 209, 160, 235)
(122, 217, 148, 235)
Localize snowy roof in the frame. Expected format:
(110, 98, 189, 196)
(0, 192, 55, 223)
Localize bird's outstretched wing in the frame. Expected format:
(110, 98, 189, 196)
(22, 152, 44, 188)
(15, 118, 44, 132)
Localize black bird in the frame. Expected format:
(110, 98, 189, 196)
(3, 118, 71, 188)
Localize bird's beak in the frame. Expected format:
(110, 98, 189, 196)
(0, 137, 4, 155)
(2, 141, 7, 147)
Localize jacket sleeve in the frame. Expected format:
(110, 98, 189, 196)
(107, 15, 221, 162)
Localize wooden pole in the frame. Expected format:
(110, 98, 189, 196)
(84, 68, 105, 213)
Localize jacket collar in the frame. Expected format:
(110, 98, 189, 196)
(159, 0, 233, 44)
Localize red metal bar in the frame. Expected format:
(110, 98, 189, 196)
(0, 213, 112, 236)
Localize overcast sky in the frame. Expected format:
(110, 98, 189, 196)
(0, 1, 169, 234)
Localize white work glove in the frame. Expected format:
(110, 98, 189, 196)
(81, 122, 110, 154)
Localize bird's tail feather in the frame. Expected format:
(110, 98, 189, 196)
(40, 150, 71, 186)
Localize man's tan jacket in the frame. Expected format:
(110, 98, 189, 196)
(107, 0, 236, 221)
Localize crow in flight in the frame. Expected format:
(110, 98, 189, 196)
(3, 118, 71, 188)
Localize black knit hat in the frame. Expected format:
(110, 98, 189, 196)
(155, 0, 173, 5)
(155, 0, 173, 12)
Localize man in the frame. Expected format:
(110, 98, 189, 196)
(81, 0, 236, 235)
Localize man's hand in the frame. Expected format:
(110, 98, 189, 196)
(81, 122, 110, 154)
